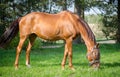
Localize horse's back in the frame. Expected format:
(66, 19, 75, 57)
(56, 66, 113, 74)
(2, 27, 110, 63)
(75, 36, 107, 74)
(19, 11, 78, 40)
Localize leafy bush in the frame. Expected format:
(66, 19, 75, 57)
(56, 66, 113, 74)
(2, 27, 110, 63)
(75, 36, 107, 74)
(6, 35, 42, 49)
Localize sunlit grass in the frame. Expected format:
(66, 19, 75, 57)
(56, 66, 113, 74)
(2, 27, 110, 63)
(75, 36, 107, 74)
(0, 44, 120, 77)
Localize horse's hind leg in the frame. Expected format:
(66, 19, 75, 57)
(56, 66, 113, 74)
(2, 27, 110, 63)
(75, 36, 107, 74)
(15, 35, 27, 69)
(26, 34, 36, 67)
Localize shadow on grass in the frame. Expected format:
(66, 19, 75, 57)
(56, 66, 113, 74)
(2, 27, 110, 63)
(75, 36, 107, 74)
(1, 61, 120, 70)
(102, 62, 120, 67)
(36, 63, 88, 67)
(74, 62, 120, 69)
(74, 63, 88, 66)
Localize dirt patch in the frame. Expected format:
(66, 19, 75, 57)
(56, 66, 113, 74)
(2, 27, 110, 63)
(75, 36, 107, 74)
(97, 40, 116, 44)
(41, 45, 63, 48)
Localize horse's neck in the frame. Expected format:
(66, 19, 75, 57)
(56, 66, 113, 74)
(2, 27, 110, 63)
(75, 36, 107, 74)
(78, 20, 96, 50)
(83, 37, 96, 51)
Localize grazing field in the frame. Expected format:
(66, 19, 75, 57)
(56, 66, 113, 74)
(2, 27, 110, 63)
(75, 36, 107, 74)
(0, 44, 120, 77)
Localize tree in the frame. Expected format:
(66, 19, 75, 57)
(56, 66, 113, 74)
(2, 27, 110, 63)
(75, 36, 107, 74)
(0, 0, 57, 48)
(99, 0, 118, 41)
(74, 0, 85, 18)
(116, 0, 120, 43)
(0, 0, 15, 36)
(85, 0, 118, 41)
(73, 0, 86, 44)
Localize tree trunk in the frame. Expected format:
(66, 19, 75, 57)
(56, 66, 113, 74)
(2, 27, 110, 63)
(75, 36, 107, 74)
(116, 0, 120, 43)
(63, 0, 67, 10)
(73, 0, 84, 44)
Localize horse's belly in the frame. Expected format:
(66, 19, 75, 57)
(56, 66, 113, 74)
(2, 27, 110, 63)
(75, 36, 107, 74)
(38, 34, 61, 41)
(33, 28, 61, 41)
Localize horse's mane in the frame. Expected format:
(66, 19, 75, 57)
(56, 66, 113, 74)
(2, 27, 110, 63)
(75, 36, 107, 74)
(78, 17, 96, 43)
(64, 11, 96, 43)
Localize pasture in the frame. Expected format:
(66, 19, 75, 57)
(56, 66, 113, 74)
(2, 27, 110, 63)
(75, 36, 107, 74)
(0, 44, 120, 77)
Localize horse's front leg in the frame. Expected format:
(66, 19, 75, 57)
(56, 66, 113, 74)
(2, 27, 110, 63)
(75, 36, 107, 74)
(67, 39, 75, 70)
(61, 38, 75, 70)
(61, 43, 68, 70)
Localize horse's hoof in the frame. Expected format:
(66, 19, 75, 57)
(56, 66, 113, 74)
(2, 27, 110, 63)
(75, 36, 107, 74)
(26, 64, 31, 68)
(15, 66, 18, 70)
(62, 66, 65, 70)
(70, 67, 75, 71)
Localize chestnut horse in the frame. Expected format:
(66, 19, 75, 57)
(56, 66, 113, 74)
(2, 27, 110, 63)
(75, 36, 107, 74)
(0, 11, 100, 70)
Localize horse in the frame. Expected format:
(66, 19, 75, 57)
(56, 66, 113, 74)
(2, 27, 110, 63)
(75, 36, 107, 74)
(0, 11, 100, 70)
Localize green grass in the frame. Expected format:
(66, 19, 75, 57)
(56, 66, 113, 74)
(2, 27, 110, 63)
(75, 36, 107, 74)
(0, 44, 120, 77)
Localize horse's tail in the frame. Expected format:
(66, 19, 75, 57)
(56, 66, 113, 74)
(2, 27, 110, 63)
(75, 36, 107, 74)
(0, 18, 21, 48)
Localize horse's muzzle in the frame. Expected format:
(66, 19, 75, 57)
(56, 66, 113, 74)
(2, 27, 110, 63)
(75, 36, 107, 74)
(89, 60, 100, 69)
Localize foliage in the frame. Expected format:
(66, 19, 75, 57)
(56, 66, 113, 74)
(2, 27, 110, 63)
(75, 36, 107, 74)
(85, 0, 118, 39)
(0, 0, 69, 48)
(101, 2, 117, 39)
(6, 36, 42, 49)
(84, 0, 118, 39)
(0, 0, 119, 48)
(0, 44, 120, 77)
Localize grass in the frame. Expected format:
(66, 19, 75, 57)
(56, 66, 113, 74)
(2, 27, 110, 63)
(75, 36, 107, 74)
(0, 44, 120, 77)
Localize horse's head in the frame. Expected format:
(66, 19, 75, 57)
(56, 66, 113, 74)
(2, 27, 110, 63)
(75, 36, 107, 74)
(87, 43, 100, 69)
